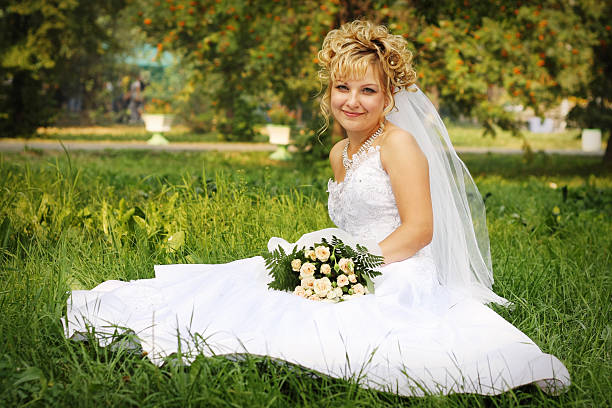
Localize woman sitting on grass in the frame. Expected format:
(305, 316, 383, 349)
(65, 20, 570, 397)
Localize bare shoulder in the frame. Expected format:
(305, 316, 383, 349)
(329, 138, 347, 180)
(379, 123, 427, 172)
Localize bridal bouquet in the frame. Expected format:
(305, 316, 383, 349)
(264, 236, 383, 302)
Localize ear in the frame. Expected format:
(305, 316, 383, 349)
(384, 95, 391, 110)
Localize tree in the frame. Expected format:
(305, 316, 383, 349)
(0, 0, 128, 137)
(566, 0, 612, 164)
(132, 0, 601, 159)
(135, 0, 339, 140)
(412, 0, 596, 140)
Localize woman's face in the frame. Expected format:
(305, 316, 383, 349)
(330, 65, 386, 138)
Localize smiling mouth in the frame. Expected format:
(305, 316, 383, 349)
(342, 110, 364, 117)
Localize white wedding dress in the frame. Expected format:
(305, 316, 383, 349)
(64, 145, 570, 397)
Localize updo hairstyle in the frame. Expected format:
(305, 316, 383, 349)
(317, 20, 417, 132)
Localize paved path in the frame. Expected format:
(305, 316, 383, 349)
(0, 138, 604, 156)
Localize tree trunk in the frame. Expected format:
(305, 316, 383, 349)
(603, 128, 612, 167)
(427, 86, 440, 110)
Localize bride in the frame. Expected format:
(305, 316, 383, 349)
(65, 20, 570, 396)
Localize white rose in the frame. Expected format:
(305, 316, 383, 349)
(301, 277, 315, 289)
(308, 294, 321, 301)
(314, 245, 330, 262)
(305, 288, 313, 296)
(348, 274, 357, 283)
(293, 286, 306, 298)
(305, 249, 317, 261)
(299, 262, 316, 279)
(334, 287, 343, 298)
(338, 258, 354, 274)
(291, 259, 302, 272)
(320, 263, 332, 275)
(326, 289, 337, 300)
(313, 277, 332, 297)
(352, 283, 366, 296)
(338, 258, 349, 272)
(337, 274, 349, 288)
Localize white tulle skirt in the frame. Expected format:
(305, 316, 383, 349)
(64, 254, 570, 396)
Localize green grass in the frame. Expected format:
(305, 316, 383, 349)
(28, 123, 601, 151)
(33, 124, 269, 143)
(446, 124, 588, 151)
(0, 149, 610, 407)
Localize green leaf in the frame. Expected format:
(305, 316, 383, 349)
(263, 245, 302, 291)
(167, 231, 185, 252)
(0, 217, 11, 249)
(14, 366, 45, 386)
(363, 275, 375, 295)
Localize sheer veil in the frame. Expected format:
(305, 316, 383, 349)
(387, 85, 509, 306)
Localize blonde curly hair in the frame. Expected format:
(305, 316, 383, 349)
(317, 20, 417, 133)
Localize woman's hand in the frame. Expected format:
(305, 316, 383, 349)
(379, 123, 433, 264)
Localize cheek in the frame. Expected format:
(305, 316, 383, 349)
(330, 91, 344, 110)
(364, 95, 385, 113)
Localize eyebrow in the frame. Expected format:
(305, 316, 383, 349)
(335, 81, 379, 87)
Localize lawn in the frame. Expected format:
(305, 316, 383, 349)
(30, 123, 598, 151)
(35, 124, 231, 143)
(0, 149, 610, 407)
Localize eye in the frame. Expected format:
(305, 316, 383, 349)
(363, 87, 377, 94)
(335, 84, 349, 91)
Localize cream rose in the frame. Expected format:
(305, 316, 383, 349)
(293, 286, 306, 298)
(348, 273, 357, 284)
(320, 263, 331, 275)
(305, 249, 317, 261)
(305, 288, 313, 296)
(338, 258, 354, 274)
(314, 245, 330, 262)
(352, 283, 366, 296)
(313, 277, 332, 297)
(337, 274, 349, 288)
(334, 287, 343, 298)
(326, 289, 337, 300)
(291, 259, 302, 272)
(308, 294, 321, 301)
(301, 277, 315, 289)
(299, 262, 316, 279)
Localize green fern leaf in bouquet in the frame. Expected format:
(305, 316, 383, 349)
(263, 245, 303, 291)
(328, 236, 383, 280)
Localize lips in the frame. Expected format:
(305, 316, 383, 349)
(342, 110, 364, 117)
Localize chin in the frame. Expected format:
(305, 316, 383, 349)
(336, 117, 370, 133)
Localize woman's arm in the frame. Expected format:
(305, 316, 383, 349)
(379, 125, 433, 264)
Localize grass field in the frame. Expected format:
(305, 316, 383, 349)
(0, 149, 610, 407)
(31, 123, 598, 151)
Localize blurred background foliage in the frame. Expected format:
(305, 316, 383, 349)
(1, 0, 611, 161)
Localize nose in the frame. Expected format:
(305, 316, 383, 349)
(346, 90, 360, 108)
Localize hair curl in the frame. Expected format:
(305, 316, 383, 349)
(317, 20, 417, 134)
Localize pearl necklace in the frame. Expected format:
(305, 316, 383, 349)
(342, 122, 385, 171)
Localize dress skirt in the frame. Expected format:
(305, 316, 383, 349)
(64, 254, 570, 396)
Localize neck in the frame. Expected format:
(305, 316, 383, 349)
(346, 122, 383, 146)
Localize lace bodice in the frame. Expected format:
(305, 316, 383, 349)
(328, 145, 433, 259)
(328, 146, 401, 243)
